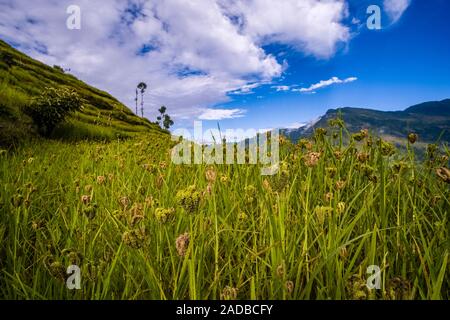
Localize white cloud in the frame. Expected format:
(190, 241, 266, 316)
(0, 0, 351, 124)
(272, 85, 291, 92)
(198, 108, 246, 120)
(230, 82, 263, 95)
(285, 122, 307, 129)
(220, 0, 350, 58)
(383, 0, 411, 23)
(295, 76, 357, 93)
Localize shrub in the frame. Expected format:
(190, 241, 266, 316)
(25, 87, 82, 136)
(53, 65, 65, 73)
(0, 51, 15, 68)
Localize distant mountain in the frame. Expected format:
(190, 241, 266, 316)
(282, 99, 450, 145)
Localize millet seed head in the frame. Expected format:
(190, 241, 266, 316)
(175, 232, 190, 257)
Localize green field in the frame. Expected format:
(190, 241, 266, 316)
(0, 126, 448, 300)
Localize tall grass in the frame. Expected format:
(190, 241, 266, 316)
(0, 126, 448, 300)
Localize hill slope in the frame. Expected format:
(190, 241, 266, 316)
(0, 39, 165, 146)
(283, 99, 450, 145)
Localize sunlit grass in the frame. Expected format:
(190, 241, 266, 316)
(0, 125, 448, 300)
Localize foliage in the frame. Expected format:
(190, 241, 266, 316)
(53, 65, 65, 73)
(157, 106, 174, 130)
(0, 39, 163, 145)
(25, 87, 83, 136)
(0, 123, 448, 300)
(0, 51, 15, 68)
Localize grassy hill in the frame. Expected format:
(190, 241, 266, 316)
(283, 100, 450, 147)
(0, 39, 165, 146)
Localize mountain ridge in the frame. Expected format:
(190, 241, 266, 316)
(283, 99, 450, 145)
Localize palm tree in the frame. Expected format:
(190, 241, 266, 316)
(137, 82, 147, 117)
(135, 88, 138, 115)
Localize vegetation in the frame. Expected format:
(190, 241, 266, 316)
(0, 38, 448, 301)
(0, 123, 448, 300)
(137, 82, 147, 118)
(284, 100, 450, 151)
(24, 87, 82, 136)
(157, 106, 174, 130)
(0, 39, 162, 147)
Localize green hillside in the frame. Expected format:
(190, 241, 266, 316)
(0, 39, 165, 146)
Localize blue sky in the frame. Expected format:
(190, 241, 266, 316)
(0, 0, 449, 138)
(213, 0, 450, 132)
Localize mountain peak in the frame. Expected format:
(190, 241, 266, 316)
(404, 99, 450, 116)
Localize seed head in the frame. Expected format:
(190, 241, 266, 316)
(335, 180, 346, 190)
(175, 233, 190, 257)
(357, 152, 370, 163)
(244, 185, 257, 205)
(303, 152, 321, 167)
(334, 150, 343, 160)
(238, 211, 248, 221)
(276, 264, 285, 278)
(337, 202, 346, 214)
(46, 260, 66, 281)
(176, 185, 202, 213)
(122, 227, 146, 249)
(159, 161, 167, 169)
(387, 277, 412, 300)
(154, 207, 175, 223)
(81, 195, 91, 205)
(96, 176, 106, 185)
(262, 179, 271, 191)
(378, 139, 395, 156)
(221, 286, 238, 300)
(285, 281, 294, 294)
(436, 167, 450, 183)
(339, 246, 348, 260)
(119, 196, 130, 209)
(156, 174, 164, 189)
(205, 167, 217, 183)
(83, 203, 98, 219)
(408, 133, 418, 144)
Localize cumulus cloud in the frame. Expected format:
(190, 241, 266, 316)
(219, 0, 350, 58)
(0, 0, 351, 123)
(383, 0, 411, 23)
(198, 108, 246, 120)
(295, 76, 357, 93)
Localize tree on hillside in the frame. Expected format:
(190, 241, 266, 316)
(135, 88, 138, 115)
(25, 87, 83, 137)
(53, 65, 65, 73)
(157, 106, 174, 130)
(137, 82, 147, 117)
(163, 114, 174, 130)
